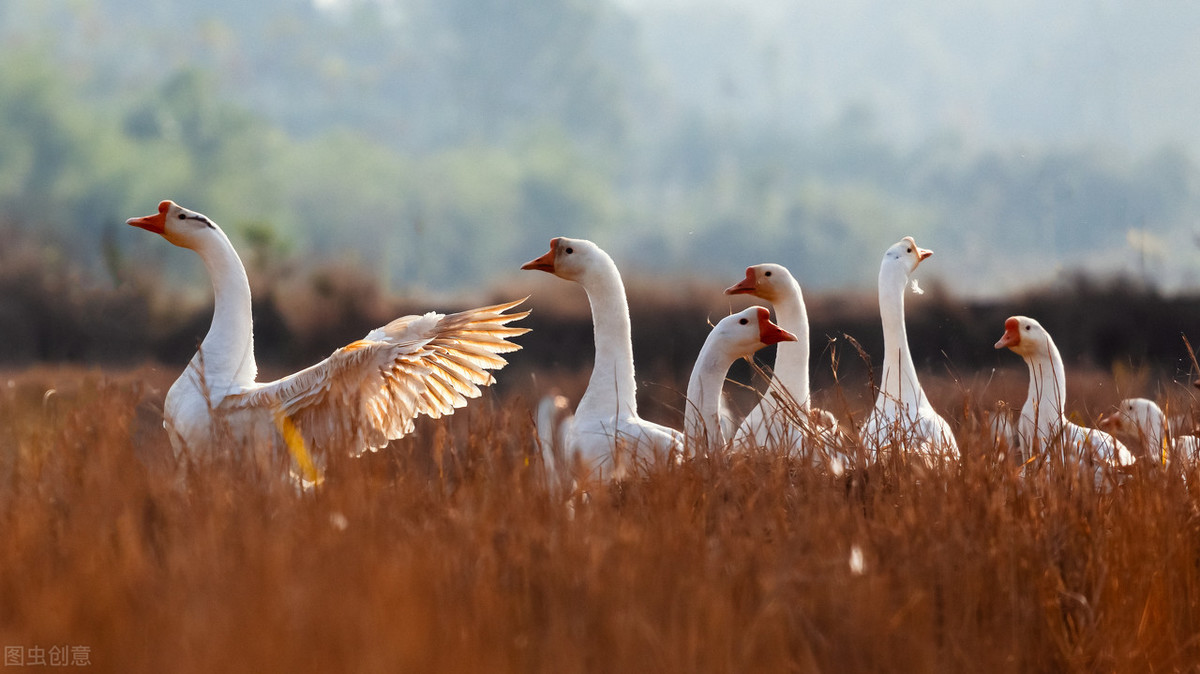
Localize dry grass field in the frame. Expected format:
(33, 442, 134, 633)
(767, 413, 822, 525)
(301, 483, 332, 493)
(4, 271, 1200, 673)
(3, 357, 1200, 673)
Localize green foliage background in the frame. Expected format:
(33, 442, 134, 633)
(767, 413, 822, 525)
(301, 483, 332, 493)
(2, 0, 1200, 296)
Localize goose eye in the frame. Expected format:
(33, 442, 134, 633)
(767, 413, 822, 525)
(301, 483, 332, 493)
(1025, 325, 1031, 331)
(906, 247, 913, 253)
(178, 213, 187, 220)
(738, 318, 749, 325)
(764, 271, 772, 277)
(565, 247, 573, 254)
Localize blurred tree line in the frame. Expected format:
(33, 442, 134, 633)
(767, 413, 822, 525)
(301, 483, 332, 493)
(1, 0, 1199, 297)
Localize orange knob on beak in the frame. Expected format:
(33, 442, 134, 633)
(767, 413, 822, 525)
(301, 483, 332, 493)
(755, 307, 796, 346)
(725, 268, 757, 295)
(127, 200, 172, 235)
(521, 238, 558, 273)
(994, 317, 1021, 350)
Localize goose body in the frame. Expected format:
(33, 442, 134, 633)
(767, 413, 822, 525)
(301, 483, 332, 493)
(1100, 397, 1200, 468)
(522, 238, 682, 477)
(130, 201, 529, 468)
(684, 306, 796, 455)
(724, 264, 847, 472)
(859, 237, 958, 462)
(995, 316, 1135, 485)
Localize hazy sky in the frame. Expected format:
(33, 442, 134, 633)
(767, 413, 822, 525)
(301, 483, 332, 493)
(623, 0, 1200, 155)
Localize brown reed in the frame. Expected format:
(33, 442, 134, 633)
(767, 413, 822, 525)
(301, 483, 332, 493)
(1, 364, 1199, 673)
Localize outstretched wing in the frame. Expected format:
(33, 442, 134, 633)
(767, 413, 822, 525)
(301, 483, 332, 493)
(226, 298, 529, 455)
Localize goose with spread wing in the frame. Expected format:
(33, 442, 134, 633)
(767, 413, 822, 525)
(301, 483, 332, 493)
(128, 201, 528, 473)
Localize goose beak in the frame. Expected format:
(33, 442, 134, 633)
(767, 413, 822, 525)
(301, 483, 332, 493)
(725, 268, 757, 295)
(1097, 412, 1120, 431)
(994, 317, 1021, 350)
(521, 238, 558, 273)
(902, 236, 934, 264)
(756, 308, 796, 346)
(127, 200, 172, 235)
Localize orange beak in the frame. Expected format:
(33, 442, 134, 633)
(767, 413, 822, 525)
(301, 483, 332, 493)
(1097, 412, 1120, 432)
(994, 317, 1021, 350)
(755, 307, 797, 346)
(904, 236, 933, 263)
(521, 238, 558, 273)
(725, 268, 757, 295)
(127, 200, 172, 235)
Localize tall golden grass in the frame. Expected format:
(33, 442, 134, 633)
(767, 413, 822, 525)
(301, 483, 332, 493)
(2, 360, 1200, 673)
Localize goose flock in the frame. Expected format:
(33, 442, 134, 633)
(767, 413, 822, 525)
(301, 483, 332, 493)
(127, 200, 1198, 487)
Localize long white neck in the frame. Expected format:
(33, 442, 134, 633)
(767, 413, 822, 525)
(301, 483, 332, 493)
(1020, 337, 1067, 439)
(877, 262, 924, 408)
(685, 339, 736, 450)
(1146, 411, 1167, 456)
(188, 227, 257, 390)
(769, 278, 811, 410)
(576, 257, 638, 419)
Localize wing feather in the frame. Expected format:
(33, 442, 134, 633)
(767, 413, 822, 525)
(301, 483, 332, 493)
(225, 298, 529, 455)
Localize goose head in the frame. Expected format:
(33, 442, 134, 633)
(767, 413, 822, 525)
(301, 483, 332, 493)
(1099, 398, 1165, 436)
(994, 315, 1052, 359)
(711, 306, 797, 360)
(521, 237, 609, 283)
(724, 263, 795, 302)
(127, 200, 218, 249)
(881, 236, 933, 276)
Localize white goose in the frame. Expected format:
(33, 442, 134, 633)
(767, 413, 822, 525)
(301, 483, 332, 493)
(1099, 397, 1200, 468)
(724, 264, 847, 471)
(685, 306, 796, 454)
(859, 237, 958, 463)
(995, 316, 1135, 484)
(686, 305, 796, 453)
(129, 201, 528, 475)
(522, 237, 683, 477)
